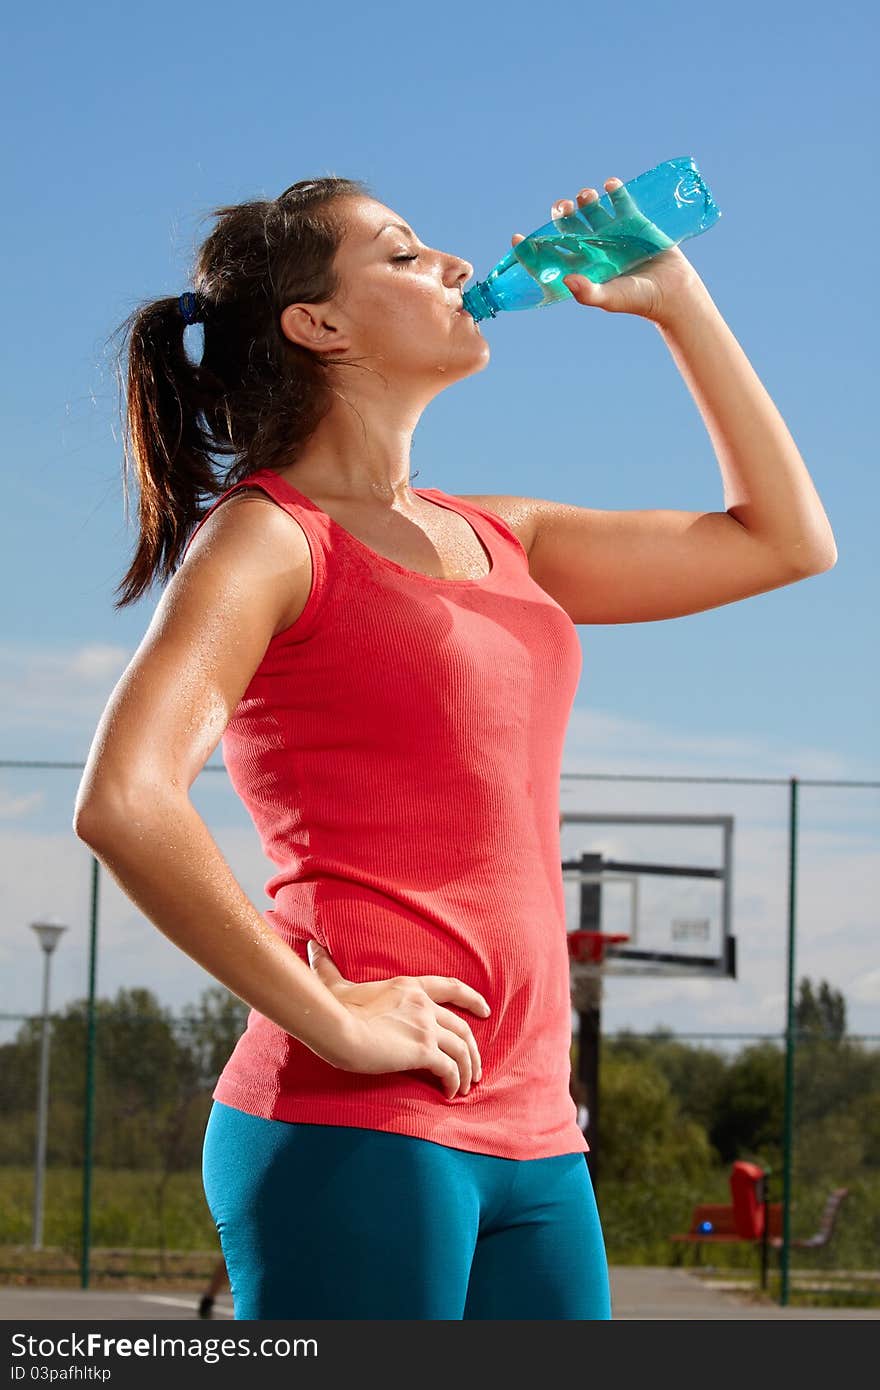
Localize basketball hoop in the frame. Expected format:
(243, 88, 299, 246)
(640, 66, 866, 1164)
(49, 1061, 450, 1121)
(567, 929, 630, 966)
(568, 929, 630, 1019)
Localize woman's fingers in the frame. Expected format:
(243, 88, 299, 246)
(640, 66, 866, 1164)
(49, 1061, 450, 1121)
(515, 177, 634, 249)
(433, 1004, 482, 1083)
(425, 1047, 461, 1099)
(415, 974, 487, 1098)
(575, 184, 614, 233)
(434, 1024, 474, 1096)
(563, 273, 604, 305)
(514, 177, 634, 249)
(551, 196, 590, 238)
(418, 974, 491, 1018)
(605, 176, 641, 218)
(306, 940, 346, 980)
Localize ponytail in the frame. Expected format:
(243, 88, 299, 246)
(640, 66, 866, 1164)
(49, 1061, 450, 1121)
(109, 175, 370, 609)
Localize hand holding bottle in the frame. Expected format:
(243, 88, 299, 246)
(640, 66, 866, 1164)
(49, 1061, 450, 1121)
(307, 939, 490, 1099)
(512, 177, 707, 327)
(462, 156, 720, 324)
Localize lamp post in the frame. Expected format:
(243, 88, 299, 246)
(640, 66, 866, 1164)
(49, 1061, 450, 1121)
(30, 916, 68, 1250)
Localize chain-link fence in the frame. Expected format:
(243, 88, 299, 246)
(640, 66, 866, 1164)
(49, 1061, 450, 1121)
(1, 761, 877, 1308)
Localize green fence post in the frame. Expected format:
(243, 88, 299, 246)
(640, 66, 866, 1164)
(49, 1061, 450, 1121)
(80, 854, 99, 1289)
(780, 775, 799, 1307)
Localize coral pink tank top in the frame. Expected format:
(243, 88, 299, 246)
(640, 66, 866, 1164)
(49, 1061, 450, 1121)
(183, 466, 587, 1159)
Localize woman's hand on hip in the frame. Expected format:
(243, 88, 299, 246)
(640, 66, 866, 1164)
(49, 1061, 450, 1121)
(307, 940, 491, 1100)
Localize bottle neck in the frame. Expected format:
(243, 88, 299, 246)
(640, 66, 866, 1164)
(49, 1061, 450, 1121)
(462, 281, 500, 323)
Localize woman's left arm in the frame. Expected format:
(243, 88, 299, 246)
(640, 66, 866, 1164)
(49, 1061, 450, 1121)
(498, 179, 838, 625)
(555, 177, 837, 571)
(651, 280, 837, 569)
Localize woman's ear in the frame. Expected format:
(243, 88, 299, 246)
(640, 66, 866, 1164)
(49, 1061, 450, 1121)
(280, 301, 351, 357)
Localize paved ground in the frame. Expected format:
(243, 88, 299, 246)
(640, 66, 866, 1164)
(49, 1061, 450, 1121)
(1, 1268, 877, 1320)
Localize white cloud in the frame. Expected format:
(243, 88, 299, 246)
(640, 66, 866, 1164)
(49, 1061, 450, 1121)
(849, 969, 880, 1007)
(0, 641, 131, 734)
(0, 787, 45, 821)
(563, 703, 855, 781)
(67, 644, 130, 682)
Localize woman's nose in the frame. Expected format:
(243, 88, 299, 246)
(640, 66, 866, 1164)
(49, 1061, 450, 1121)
(450, 255, 474, 287)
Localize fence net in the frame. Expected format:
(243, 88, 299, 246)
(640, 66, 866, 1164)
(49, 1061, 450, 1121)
(1, 763, 877, 1307)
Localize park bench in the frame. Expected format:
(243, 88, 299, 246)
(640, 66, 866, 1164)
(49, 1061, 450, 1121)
(670, 1165, 849, 1288)
(767, 1186, 849, 1252)
(670, 1199, 782, 1260)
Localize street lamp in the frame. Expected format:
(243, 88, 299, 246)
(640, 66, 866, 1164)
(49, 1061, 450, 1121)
(29, 915, 68, 1250)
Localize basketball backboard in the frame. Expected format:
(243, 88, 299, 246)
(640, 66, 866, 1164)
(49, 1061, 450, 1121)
(560, 812, 735, 979)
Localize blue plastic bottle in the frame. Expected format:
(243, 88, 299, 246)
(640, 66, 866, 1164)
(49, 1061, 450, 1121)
(462, 155, 721, 323)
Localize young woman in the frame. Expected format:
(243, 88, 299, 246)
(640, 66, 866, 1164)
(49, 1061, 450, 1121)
(74, 174, 836, 1320)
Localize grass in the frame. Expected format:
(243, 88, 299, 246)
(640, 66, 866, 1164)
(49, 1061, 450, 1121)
(2, 1165, 877, 1308)
(0, 1245, 222, 1292)
(698, 1269, 880, 1309)
(0, 1166, 218, 1262)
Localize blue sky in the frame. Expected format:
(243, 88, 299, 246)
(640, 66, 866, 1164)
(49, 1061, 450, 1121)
(2, 0, 877, 1039)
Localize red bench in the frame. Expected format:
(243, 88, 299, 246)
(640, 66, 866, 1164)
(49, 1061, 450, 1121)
(670, 1200, 783, 1260)
(671, 1161, 784, 1281)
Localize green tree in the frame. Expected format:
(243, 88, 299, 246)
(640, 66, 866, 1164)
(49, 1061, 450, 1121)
(853, 1086, 880, 1169)
(600, 1053, 714, 1185)
(178, 985, 249, 1087)
(710, 1042, 785, 1164)
(0, 984, 248, 1169)
(793, 1037, 879, 1130)
(795, 977, 846, 1041)
(607, 1029, 727, 1137)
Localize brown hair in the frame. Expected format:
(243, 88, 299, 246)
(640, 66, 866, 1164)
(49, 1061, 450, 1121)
(108, 175, 372, 609)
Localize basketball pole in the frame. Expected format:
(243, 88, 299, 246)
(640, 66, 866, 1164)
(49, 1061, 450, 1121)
(572, 852, 604, 1188)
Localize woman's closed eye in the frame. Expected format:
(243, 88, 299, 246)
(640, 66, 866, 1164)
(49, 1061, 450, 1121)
(392, 253, 419, 263)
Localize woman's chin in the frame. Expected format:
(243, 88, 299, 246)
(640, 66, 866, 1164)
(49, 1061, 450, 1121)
(471, 338, 491, 370)
(442, 348, 491, 385)
(461, 325, 490, 361)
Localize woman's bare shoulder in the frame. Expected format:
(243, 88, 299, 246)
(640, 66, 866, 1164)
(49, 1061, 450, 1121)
(451, 494, 539, 556)
(182, 487, 312, 637)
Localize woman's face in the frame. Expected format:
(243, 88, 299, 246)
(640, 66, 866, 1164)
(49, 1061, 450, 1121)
(283, 196, 491, 388)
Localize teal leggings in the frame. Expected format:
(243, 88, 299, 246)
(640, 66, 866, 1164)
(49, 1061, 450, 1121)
(202, 1099, 612, 1319)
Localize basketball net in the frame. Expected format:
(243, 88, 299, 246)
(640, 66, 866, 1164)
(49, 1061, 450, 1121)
(567, 929, 630, 1013)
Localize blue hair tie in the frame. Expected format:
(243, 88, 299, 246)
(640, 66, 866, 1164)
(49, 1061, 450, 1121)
(178, 291, 203, 325)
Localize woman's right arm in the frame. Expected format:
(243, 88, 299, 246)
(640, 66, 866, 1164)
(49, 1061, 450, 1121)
(72, 494, 357, 1069)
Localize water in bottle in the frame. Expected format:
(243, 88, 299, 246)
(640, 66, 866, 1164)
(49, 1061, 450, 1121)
(462, 155, 721, 323)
